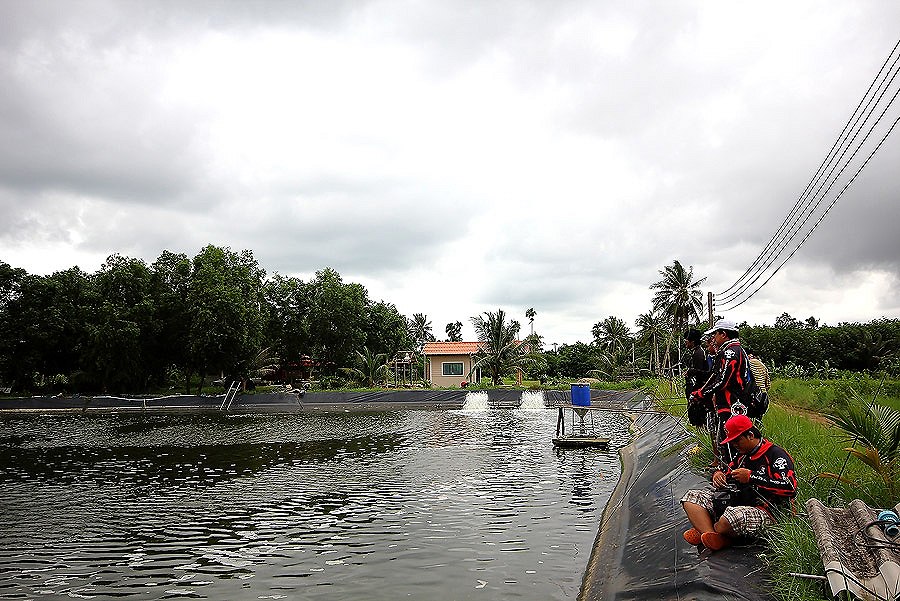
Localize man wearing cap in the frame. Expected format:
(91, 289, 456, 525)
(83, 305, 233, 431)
(684, 328, 710, 395)
(691, 319, 748, 457)
(681, 414, 798, 551)
(684, 328, 712, 428)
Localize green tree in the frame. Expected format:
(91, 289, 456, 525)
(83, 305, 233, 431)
(650, 260, 707, 373)
(306, 268, 369, 375)
(591, 316, 632, 354)
(552, 342, 598, 379)
(408, 313, 435, 352)
(525, 307, 536, 336)
(365, 301, 409, 358)
(85, 254, 156, 392)
(263, 274, 311, 366)
(345, 346, 389, 387)
(7, 268, 94, 392)
(636, 310, 667, 375)
(150, 250, 192, 391)
(186, 245, 267, 392)
(445, 321, 463, 342)
(0, 262, 27, 387)
(469, 308, 535, 385)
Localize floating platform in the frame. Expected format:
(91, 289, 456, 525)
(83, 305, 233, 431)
(553, 404, 611, 450)
(552, 435, 610, 449)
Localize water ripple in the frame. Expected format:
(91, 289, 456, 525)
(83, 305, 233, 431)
(0, 408, 630, 600)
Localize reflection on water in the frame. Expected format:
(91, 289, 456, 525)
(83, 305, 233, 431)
(0, 408, 630, 600)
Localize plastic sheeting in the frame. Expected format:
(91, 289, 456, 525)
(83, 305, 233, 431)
(580, 403, 773, 601)
(0, 388, 628, 412)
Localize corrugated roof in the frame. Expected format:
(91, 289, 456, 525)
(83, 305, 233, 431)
(422, 341, 482, 355)
(807, 497, 900, 600)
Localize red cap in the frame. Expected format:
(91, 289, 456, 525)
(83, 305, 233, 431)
(721, 414, 754, 444)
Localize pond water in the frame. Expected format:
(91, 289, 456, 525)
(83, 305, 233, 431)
(0, 407, 631, 600)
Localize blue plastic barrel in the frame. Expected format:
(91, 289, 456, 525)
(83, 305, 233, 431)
(571, 383, 590, 406)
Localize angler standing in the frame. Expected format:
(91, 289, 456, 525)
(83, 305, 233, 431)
(691, 318, 748, 459)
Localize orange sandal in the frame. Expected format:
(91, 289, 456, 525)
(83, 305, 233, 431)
(700, 531, 732, 551)
(683, 528, 702, 545)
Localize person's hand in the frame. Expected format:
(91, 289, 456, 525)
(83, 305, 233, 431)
(730, 468, 752, 484)
(690, 389, 704, 401)
(712, 470, 728, 488)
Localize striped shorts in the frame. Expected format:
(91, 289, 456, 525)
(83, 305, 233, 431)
(681, 488, 773, 537)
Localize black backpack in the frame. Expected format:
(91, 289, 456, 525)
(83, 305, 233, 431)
(735, 351, 769, 419)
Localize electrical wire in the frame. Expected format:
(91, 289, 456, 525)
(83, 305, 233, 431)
(717, 41, 900, 304)
(718, 38, 900, 299)
(720, 109, 900, 311)
(715, 38, 900, 306)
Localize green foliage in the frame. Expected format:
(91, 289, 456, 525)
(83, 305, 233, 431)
(445, 321, 463, 342)
(470, 308, 537, 386)
(343, 347, 389, 387)
(742, 317, 900, 375)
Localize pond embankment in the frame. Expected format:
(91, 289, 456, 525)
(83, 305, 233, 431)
(0, 388, 629, 413)
(580, 402, 772, 601)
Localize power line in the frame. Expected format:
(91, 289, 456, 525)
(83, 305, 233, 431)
(717, 38, 900, 299)
(715, 38, 900, 309)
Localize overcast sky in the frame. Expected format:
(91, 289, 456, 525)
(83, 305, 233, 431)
(2, 1, 899, 345)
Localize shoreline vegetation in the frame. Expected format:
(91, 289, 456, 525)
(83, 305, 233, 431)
(650, 375, 900, 601)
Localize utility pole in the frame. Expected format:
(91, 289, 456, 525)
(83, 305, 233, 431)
(708, 292, 715, 328)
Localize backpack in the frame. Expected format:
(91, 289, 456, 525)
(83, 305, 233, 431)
(733, 350, 769, 419)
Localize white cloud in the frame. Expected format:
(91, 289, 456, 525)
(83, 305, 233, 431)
(1, 0, 899, 345)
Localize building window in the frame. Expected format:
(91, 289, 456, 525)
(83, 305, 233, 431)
(442, 362, 464, 376)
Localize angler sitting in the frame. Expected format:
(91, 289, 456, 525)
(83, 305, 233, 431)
(681, 414, 798, 551)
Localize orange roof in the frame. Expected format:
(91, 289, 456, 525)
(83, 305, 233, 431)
(422, 341, 483, 355)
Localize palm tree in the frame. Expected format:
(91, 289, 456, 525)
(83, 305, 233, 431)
(636, 310, 667, 375)
(525, 307, 536, 336)
(591, 316, 632, 354)
(470, 309, 536, 385)
(445, 321, 463, 342)
(650, 260, 707, 374)
(345, 347, 389, 387)
(408, 313, 435, 352)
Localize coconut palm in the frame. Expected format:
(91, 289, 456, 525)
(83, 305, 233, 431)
(650, 260, 707, 374)
(470, 309, 536, 385)
(408, 313, 435, 352)
(445, 321, 463, 342)
(525, 307, 536, 336)
(591, 316, 632, 354)
(636, 310, 668, 375)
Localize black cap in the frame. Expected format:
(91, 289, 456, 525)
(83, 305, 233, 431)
(684, 328, 702, 343)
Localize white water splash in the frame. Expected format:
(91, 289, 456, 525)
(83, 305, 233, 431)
(518, 390, 545, 410)
(462, 391, 489, 411)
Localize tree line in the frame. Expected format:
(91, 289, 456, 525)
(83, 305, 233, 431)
(0, 246, 416, 394)
(2, 249, 898, 395)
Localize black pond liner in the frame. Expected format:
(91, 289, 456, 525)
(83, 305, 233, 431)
(0, 388, 626, 412)
(580, 404, 773, 601)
